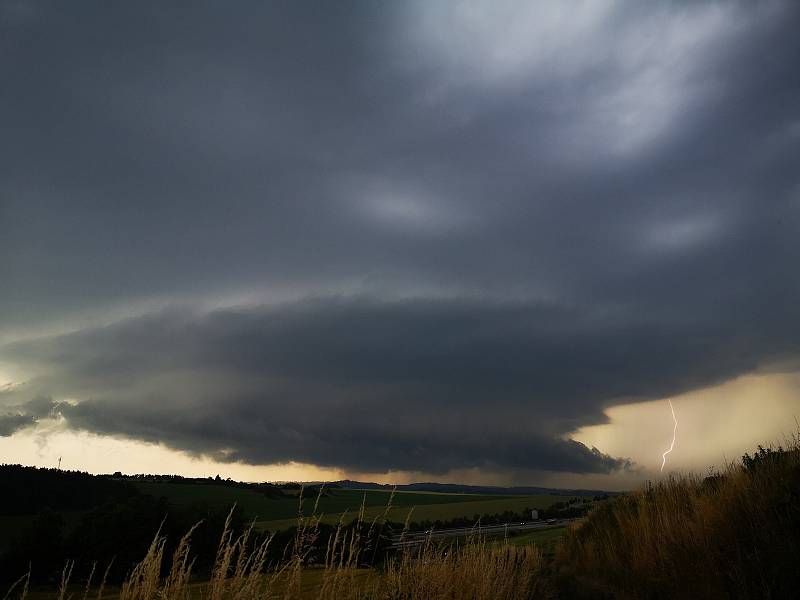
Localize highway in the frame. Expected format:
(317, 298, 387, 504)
(388, 518, 578, 548)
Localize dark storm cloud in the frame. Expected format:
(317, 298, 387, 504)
(1, 292, 798, 473)
(1, 2, 799, 474)
(0, 298, 642, 472)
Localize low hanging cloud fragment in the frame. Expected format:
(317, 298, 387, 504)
(0, 396, 62, 437)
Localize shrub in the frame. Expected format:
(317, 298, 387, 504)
(556, 437, 800, 599)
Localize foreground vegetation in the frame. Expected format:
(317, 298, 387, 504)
(7, 498, 549, 600)
(4, 436, 799, 599)
(0, 467, 585, 589)
(555, 439, 800, 599)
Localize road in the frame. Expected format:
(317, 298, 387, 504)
(388, 518, 578, 548)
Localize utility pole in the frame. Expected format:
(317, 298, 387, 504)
(57, 456, 61, 470)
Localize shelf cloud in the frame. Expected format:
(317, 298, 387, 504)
(1, 1, 799, 479)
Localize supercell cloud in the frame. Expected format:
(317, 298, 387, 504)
(1, 1, 799, 478)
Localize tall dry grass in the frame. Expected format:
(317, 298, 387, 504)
(382, 537, 546, 599)
(6, 487, 548, 600)
(556, 437, 800, 599)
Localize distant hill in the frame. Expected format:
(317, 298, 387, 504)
(332, 479, 616, 498)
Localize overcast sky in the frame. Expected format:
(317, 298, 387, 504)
(1, 1, 799, 489)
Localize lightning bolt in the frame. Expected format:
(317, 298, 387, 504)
(660, 399, 677, 472)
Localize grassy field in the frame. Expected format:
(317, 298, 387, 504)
(254, 494, 569, 531)
(24, 568, 378, 600)
(78, 514, 546, 600)
(506, 526, 567, 553)
(0, 511, 87, 551)
(20, 523, 547, 600)
(0, 516, 35, 551)
(133, 481, 300, 519)
(133, 482, 569, 531)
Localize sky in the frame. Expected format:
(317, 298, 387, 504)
(1, 1, 799, 491)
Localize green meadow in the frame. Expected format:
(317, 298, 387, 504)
(132, 481, 569, 531)
(505, 526, 568, 552)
